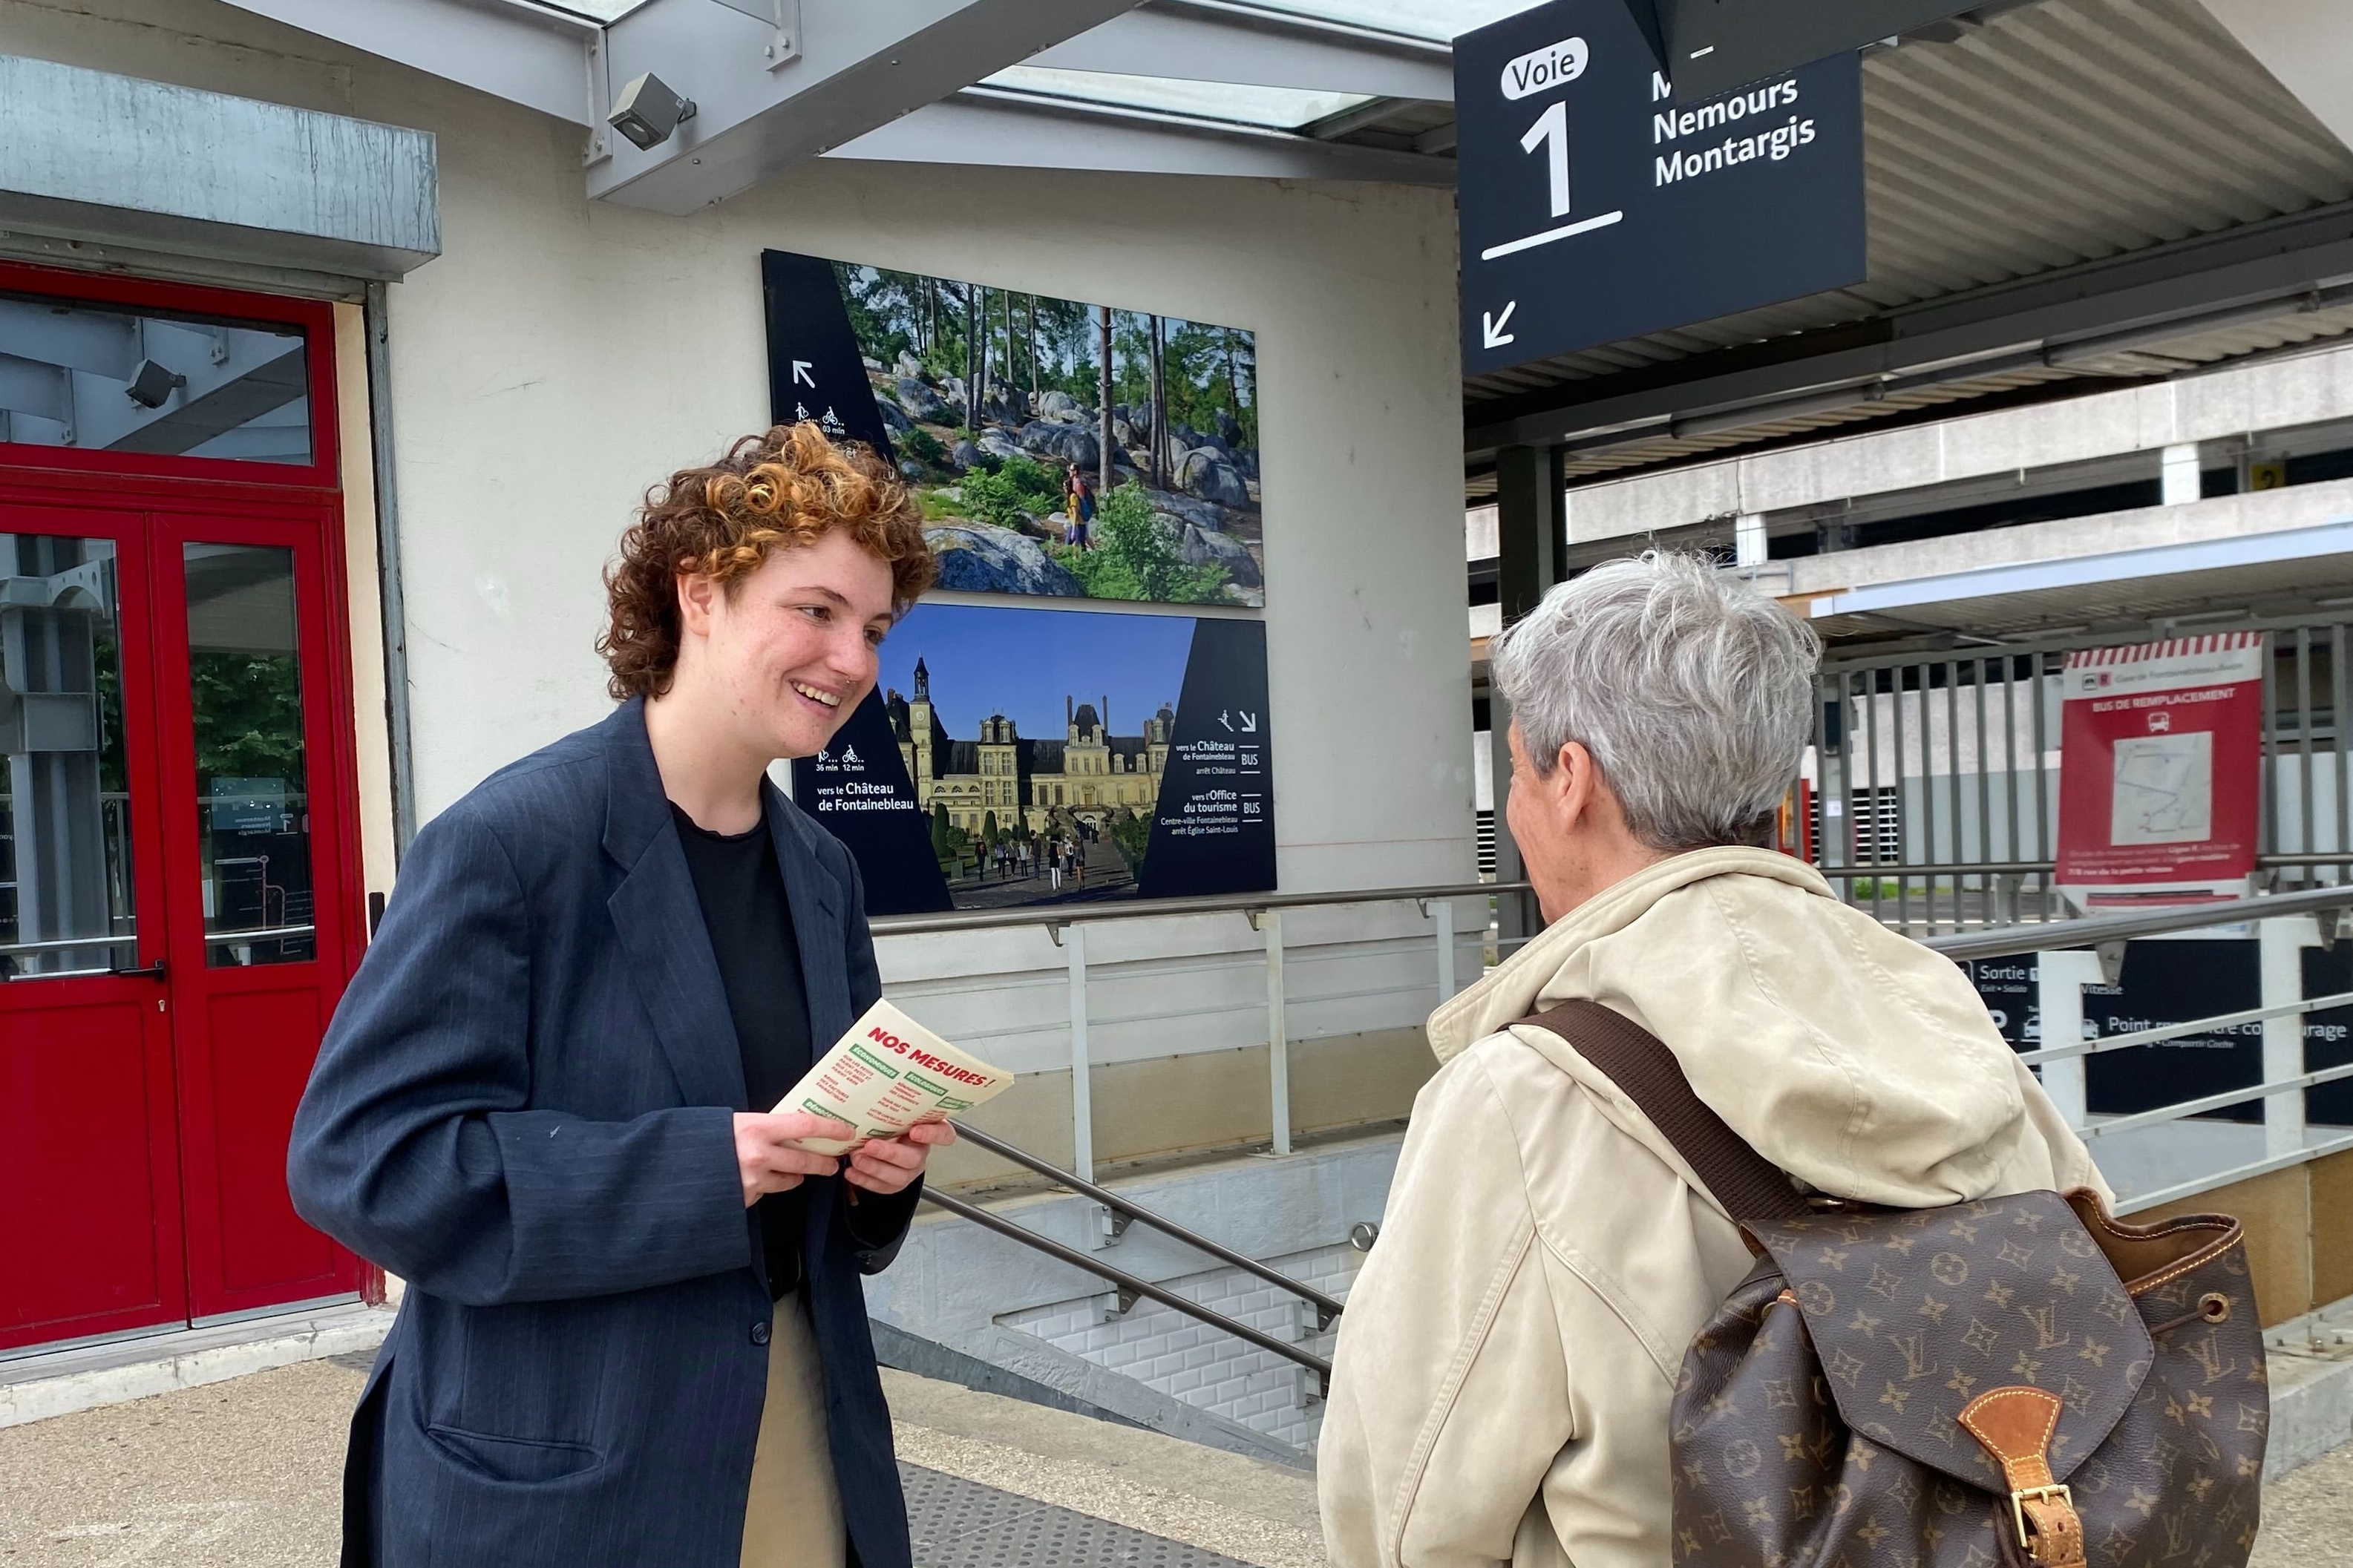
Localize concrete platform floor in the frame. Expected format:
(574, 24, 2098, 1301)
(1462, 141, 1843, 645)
(0, 1357, 1321, 1568)
(0, 1353, 2340, 1567)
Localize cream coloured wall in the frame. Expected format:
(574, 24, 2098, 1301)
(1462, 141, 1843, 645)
(377, 150, 1473, 899)
(4, 0, 1479, 1111)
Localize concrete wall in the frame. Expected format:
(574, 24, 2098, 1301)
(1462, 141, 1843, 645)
(1786, 478, 2353, 597)
(2, 0, 1479, 1152)
(2132, 1147, 2353, 1331)
(1562, 341, 2353, 542)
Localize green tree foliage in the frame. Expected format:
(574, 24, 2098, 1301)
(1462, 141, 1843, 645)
(900, 425, 947, 469)
(191, 653, 306, 787)
(93, 634, 127, 794)
(1109, 313, 1256, 453)
(1050, 482, 1228, 603)
(831, 264, 1254, 453)
(1108, 810, 1150, 873)
(957, 455, 1064, 531)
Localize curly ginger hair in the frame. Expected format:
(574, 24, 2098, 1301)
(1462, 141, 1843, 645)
(598, 422, 935, 701)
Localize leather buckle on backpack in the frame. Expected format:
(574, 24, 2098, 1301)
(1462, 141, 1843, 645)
(2009, 1484, 2073, 1551)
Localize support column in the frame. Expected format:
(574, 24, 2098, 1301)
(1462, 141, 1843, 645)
(2161, 443, 2202, 506)
(1491, 445, 1564, 949)
(1735, 512, 1767, 567)
(1493, 445, 1565, 624)
(2259, 915, 2320, 1161)
(1065, 923, 1093, 1182)
(2034, 949, 2106, 1129)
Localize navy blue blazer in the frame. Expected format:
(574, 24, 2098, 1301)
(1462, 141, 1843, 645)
(289, 698, 917, 1568)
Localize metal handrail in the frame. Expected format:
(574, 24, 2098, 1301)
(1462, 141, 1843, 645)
(1922, 882, 2353, 961)
(1824, 853, 2353, 881)
(0, 932, 136, 957)
(2017, 989, 2353, 1066)
(871, 879, 1531, 937)
(208, 922, 317, 943)
(952, 1123, 1346, 1322)
(920, 1187, 1332, 1378)
(1825, 861, 2056, 879)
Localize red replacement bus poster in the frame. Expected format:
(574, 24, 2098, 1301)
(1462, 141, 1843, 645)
(2055, 633, 2263, 912)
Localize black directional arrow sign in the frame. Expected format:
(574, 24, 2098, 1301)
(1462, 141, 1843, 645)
(1456, 0, 1867, 377)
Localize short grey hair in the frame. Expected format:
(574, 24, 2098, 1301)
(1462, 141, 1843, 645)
(1492, 551, 1821, 850)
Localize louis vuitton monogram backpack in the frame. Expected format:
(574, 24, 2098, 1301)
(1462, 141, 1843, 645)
(1522, 1000, 2268, 1568)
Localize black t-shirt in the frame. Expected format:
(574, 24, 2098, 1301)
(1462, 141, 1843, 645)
(670, 804, 813, 1299)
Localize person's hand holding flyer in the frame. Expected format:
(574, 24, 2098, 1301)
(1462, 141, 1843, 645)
(777, 1000, 1014, 1155)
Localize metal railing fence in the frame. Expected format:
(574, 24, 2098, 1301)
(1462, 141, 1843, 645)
(872, 880, 1528, 1184)
(919, 1121, 1347, 1383)
(1923, 882, 2353, 1214)
(912, 877, 2353, 1385)
(881, 879, 1521, 1390)
(1813, 612, 2353, 937)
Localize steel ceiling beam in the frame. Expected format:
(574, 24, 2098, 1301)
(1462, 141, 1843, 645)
(1027, 0, 1453, 99)
(1465, 199, 2353, 463)
(831, 85, 1453, 183)
(590, 0, 1145, 213)
(226, 0, 1454, 203)
(219, 0, 596, 125)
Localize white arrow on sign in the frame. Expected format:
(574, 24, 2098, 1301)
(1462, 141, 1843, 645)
(1482, 302, 1518, 350)
(792, 360, 816, 388)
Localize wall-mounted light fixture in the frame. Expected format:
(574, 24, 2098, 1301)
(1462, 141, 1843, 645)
(125, 359, 186, 409)
(608, 73, 698, 152)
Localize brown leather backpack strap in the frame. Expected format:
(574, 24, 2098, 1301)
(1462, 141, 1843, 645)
(1520, 999, 1814, 1224)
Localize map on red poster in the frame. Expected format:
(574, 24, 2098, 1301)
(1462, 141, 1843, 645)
(2056, 634, 2262, 912)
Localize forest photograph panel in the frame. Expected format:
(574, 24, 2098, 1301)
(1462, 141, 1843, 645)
(839, 263, 1263, 608)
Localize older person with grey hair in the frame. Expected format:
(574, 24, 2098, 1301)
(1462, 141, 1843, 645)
(1318, 553, 2101, 1568)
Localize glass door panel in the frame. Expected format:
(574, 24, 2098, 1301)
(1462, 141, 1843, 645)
(154, 517, 355, 1319)
(0, 534, 137, 978)
(0, 514, 183, 1353)
(183, 544, 315, 968)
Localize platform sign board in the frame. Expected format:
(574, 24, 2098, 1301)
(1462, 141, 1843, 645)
(1963, 946, 2270, 1125)
(1455, 0, 1867, 376)
(761, 249, 1266, 608)
(1644, 0, 1983, 102)
(2054, 634, 2264, 914)
(793, 603, 1273, 916)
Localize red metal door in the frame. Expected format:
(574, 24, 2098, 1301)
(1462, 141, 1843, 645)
(150, 509, 361, 1319)
(0, 506, 186, 1353)
(0, 263, 364, 1348)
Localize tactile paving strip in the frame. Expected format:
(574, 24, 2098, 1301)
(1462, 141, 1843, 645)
(903, 1462, 1264, 1568)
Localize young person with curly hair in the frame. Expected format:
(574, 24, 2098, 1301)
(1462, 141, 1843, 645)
(290, 424, 943, 1568)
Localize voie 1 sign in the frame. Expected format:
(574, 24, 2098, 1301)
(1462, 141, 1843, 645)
(1455, 0, 1865, 375)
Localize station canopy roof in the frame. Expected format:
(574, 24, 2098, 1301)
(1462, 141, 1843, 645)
(217, 0, 2353, 499)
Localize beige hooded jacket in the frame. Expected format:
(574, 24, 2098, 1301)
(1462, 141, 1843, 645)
(1317, 847, 2107, 1568)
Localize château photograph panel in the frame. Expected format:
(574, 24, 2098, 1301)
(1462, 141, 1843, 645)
(763, 250, 1265, 608)
(791, 603, 1274, 914)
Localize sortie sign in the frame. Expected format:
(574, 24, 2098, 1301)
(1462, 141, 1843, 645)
(1454, 0, 1866, 375)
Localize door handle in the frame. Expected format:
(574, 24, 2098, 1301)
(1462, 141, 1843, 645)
(111, 958, 168, 981)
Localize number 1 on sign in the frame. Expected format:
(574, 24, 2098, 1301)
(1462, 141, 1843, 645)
(1521, 99, 1569, 218)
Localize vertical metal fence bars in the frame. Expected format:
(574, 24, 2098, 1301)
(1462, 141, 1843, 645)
(1813, 612, 2353, 936)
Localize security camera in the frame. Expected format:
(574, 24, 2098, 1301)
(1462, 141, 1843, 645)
(125, 359, 186, 410)
(608, 73, 698, 151)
